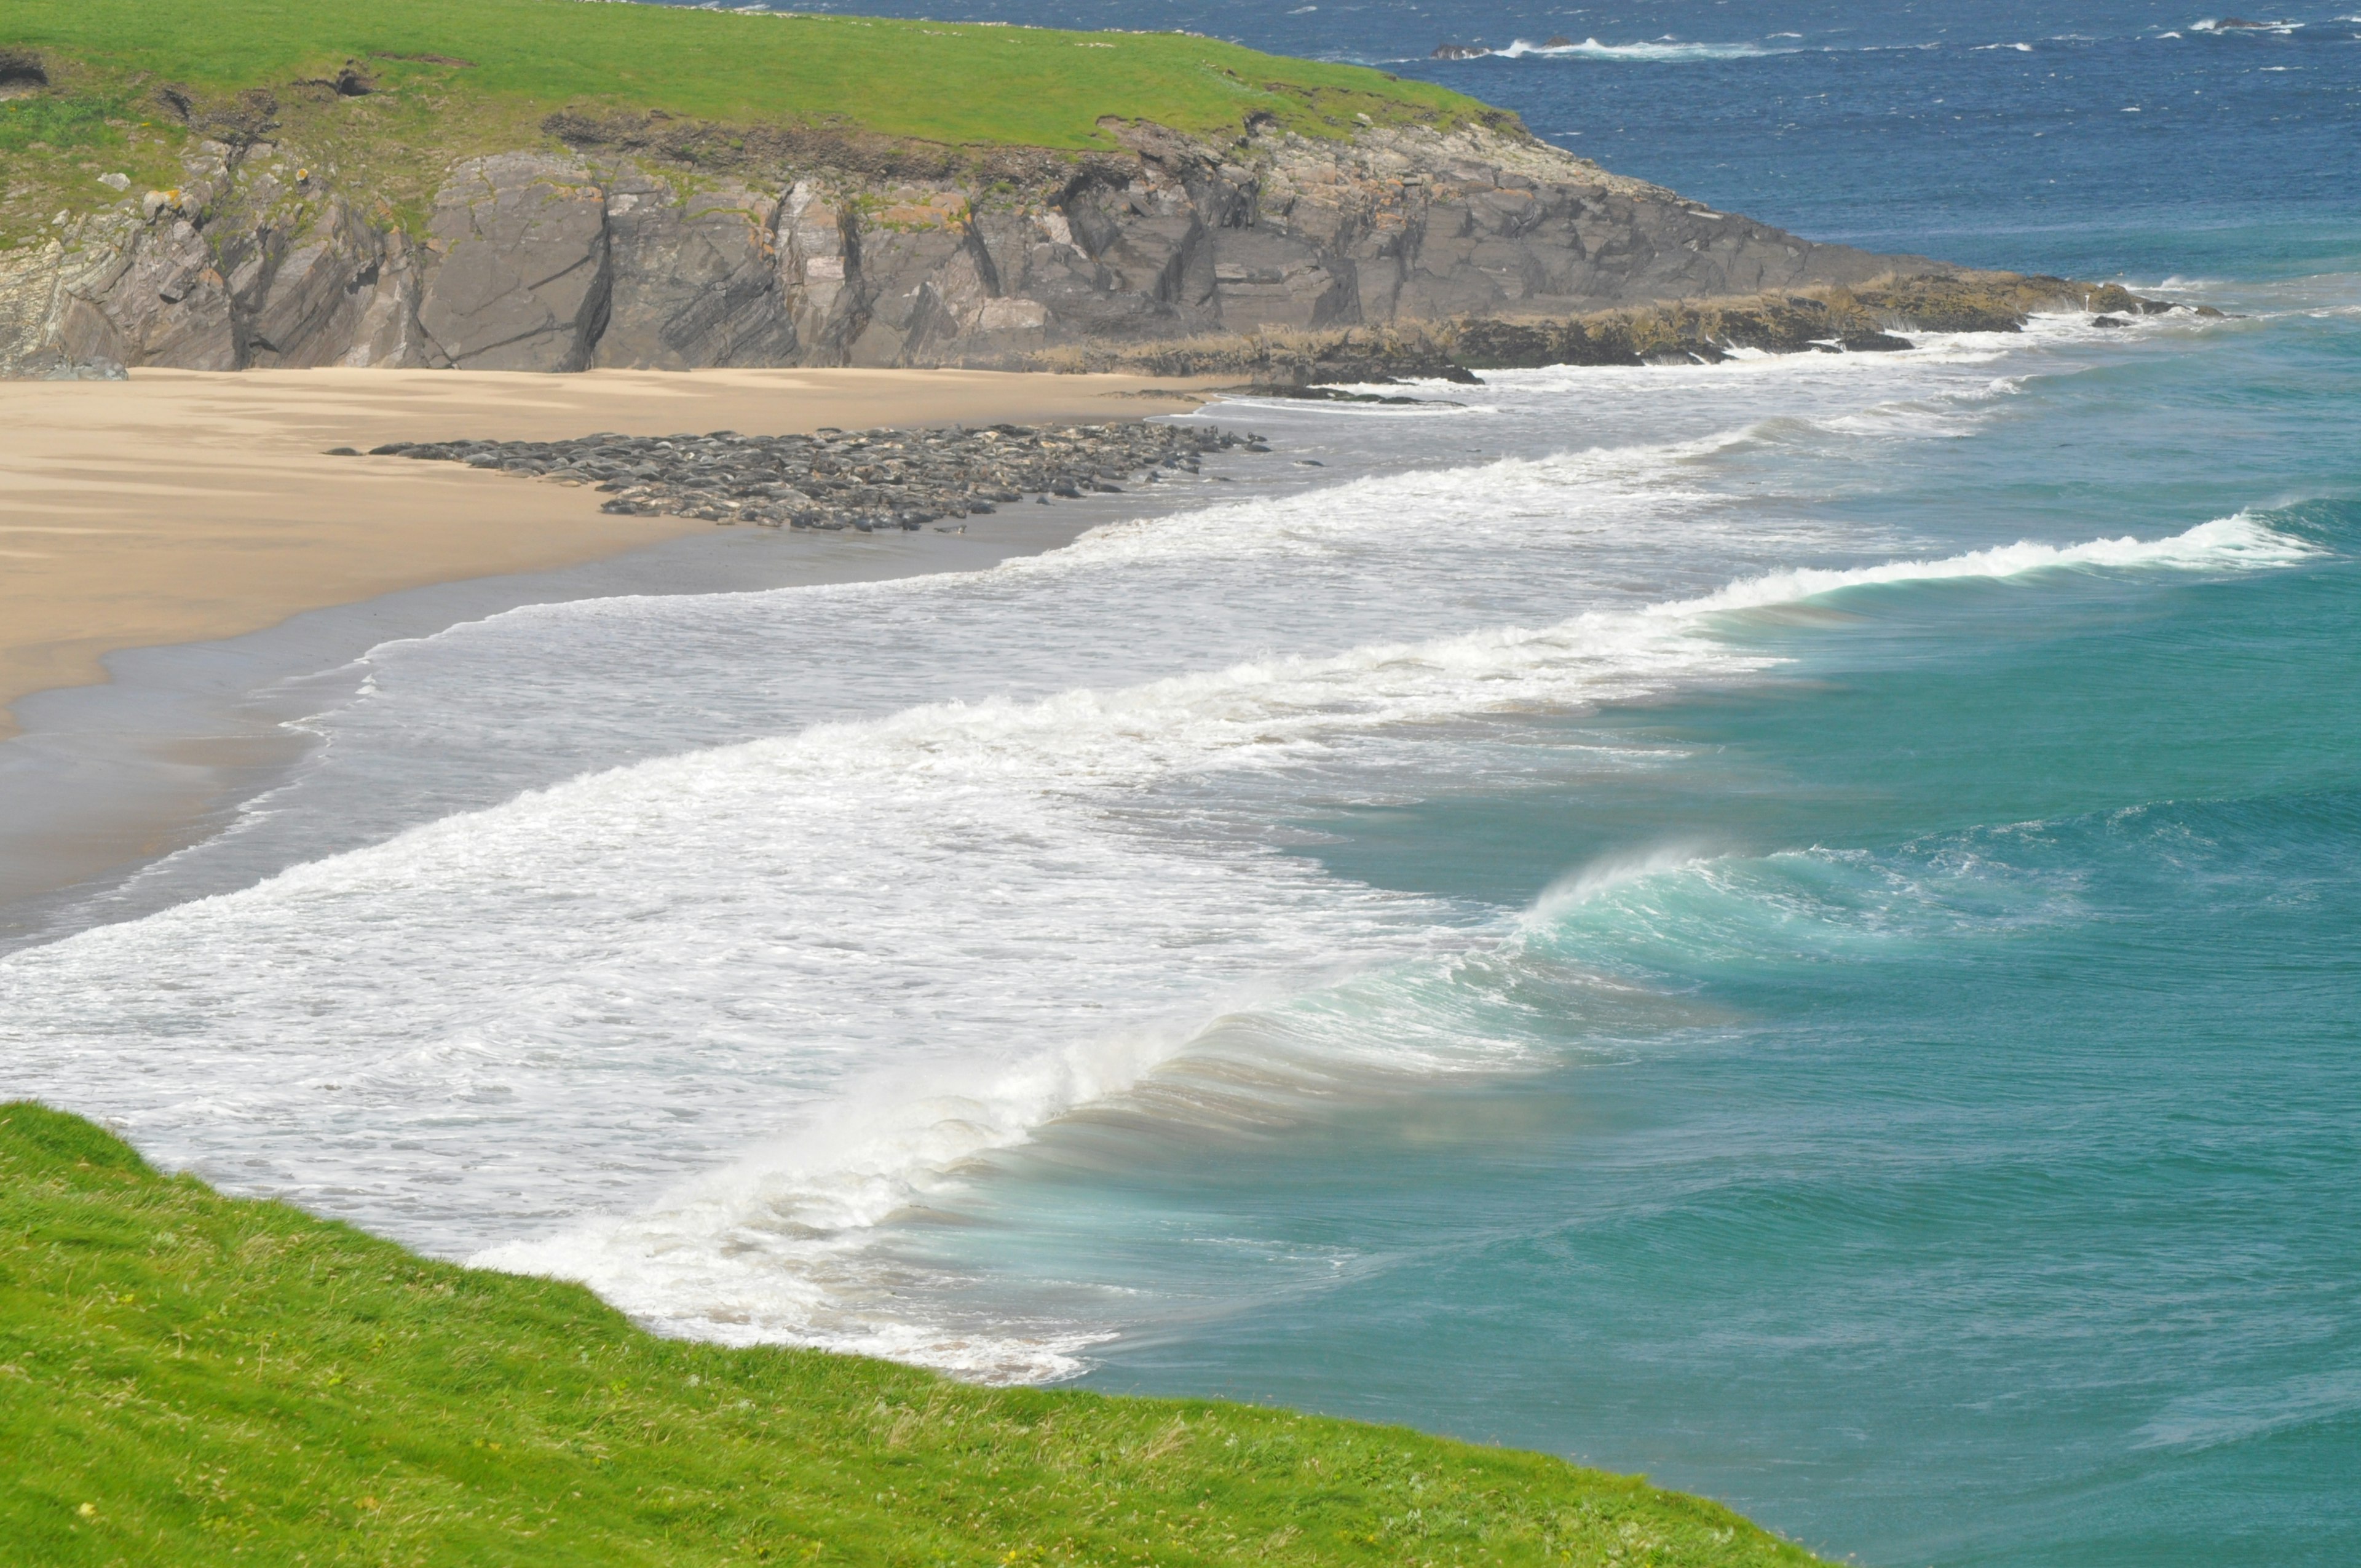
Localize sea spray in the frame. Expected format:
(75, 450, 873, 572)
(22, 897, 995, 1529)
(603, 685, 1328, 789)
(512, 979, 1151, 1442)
(0, 501, 2308, 1375)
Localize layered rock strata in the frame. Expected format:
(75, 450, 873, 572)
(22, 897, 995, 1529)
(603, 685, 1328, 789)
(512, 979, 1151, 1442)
(1, 114, 1964, 378)
(1040, 278, 2197, 384)
(361, 422, 1261, 532)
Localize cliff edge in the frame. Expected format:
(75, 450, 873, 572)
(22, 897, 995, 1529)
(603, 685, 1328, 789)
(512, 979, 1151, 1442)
(1, 116, 1961, 378)
(0, 4, 2129, 380)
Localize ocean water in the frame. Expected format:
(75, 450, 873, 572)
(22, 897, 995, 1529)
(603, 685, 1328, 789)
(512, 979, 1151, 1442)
(5, 4, 2357, 1564)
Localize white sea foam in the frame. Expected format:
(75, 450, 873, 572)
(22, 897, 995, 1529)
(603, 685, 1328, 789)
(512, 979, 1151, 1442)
(83, 349, 2028, 931)
(0, 491, 2301, 1377)
(1498, 36, 1775, 61)
(5, 312, 2308, 1380)
(2190, 17, 2304, 34)
(1526, 846, 1721, 925)
(1687, 513, 2312, 612)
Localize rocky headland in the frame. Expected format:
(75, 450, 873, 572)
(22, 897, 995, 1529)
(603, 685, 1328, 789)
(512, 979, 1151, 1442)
(0, 72, 2163, 384)
(2, 0, 2216, 392)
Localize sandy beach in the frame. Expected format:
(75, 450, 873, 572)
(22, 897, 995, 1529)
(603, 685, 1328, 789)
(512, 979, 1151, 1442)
(0, 365, 1219, 923)
(0, 366, 1214, 740)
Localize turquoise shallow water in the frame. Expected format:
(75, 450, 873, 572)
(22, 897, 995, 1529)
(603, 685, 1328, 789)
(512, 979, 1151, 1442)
(795, 11, 2356, 1555)
(917, 302, 2361, 1563)
(4, 5, 2355, 1564)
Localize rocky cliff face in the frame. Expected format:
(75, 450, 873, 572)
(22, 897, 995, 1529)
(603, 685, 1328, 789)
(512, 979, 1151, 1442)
(0, 117, 1950, 378)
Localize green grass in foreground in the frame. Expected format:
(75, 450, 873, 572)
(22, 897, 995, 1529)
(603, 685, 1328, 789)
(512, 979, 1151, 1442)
(0, 1103, 1831, 1566)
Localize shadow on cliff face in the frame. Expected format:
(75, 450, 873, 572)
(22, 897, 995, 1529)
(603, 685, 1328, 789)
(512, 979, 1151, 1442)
(152, 82, 282, 146)
(1, 77, 2156, 384)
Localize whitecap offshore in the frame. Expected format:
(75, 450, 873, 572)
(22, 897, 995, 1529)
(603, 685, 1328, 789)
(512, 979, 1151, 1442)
(1497, 36, 1778, 61)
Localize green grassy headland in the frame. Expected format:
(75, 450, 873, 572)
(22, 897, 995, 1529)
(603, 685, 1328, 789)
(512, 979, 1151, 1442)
(0, 0, 1488, 146)
(0, 1102, 1832, 1565)
(0, 0, 1501, 245)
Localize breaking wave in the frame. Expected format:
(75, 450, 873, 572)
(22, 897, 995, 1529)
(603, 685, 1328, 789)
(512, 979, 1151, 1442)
(0, 503, 2304, 1379)
(1497, 36, 1779, 61)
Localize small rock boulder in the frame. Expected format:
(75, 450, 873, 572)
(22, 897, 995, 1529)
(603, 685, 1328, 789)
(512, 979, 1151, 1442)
(42, 357, 130, 381)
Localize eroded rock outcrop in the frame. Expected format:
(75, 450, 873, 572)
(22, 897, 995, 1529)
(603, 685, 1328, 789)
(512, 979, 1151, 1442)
(0, 117, 2017, 379)
(0, 140, 413, 374)
(594, 173, 797, 370)
(415, 153, 612, 371)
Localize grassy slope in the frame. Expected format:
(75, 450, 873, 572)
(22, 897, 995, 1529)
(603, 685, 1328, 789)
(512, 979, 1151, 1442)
(0, 0, 1495, 244)
(0, 0, 1484, 148)
(0, 1102, 1832, 1566)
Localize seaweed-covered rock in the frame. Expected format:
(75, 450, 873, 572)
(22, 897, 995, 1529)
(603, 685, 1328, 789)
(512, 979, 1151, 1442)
(367, 422, 1258, 532)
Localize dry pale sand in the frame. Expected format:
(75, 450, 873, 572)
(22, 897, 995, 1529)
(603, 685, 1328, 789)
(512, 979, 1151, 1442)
(0, 366, 1215, 738)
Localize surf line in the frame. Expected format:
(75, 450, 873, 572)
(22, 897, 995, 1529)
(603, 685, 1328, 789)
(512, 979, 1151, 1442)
(436, 510, 2316, 1367)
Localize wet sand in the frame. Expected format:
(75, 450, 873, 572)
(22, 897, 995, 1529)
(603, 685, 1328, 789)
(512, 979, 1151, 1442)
(0, 366, 1220, 929)
(0, 366, 1214, 738)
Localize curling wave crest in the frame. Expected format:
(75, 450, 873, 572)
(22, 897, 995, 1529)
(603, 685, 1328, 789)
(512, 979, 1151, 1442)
(0, 502, 2305, 1379)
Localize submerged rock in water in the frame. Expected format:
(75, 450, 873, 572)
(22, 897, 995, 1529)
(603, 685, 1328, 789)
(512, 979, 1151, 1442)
(365, 422, 1262, 531)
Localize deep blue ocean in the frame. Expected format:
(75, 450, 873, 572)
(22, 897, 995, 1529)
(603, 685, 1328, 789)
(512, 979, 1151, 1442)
(5, 4, 2355, 1564)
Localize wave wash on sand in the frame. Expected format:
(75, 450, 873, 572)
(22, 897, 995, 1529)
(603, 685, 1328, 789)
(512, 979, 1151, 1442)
(0, 469, 2308, 1379)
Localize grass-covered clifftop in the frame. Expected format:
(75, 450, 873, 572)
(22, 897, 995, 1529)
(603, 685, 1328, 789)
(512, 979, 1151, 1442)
(0, 1101, 1830, 1565)
(0, 0, 1499, 246)
(0, 0, 1487, 145)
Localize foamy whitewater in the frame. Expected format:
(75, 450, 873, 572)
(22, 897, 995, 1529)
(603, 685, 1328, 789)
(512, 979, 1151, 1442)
(9, 0, 2361, 1556)
(1495, 38, 1780, 61)
(10, 305, 2359, 1568)
(0, 314, 2316, 1377)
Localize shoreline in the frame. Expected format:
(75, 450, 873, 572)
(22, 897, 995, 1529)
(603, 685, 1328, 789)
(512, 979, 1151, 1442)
(0, 366, 1220, 738)
(0, 366, 1224, 929)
